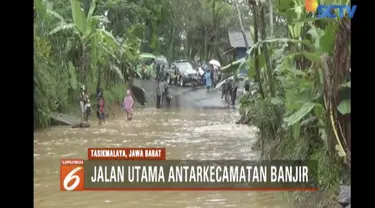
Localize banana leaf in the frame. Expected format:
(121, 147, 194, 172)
(221, 58, 245, 73)
(215, 74, 247, 90)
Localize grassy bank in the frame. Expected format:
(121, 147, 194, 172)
(246, 107, 350, 208)
(34, 82, 128, 129)
(233, 1, 351, 206)
(242, 88, 351, 207)
(251, 137, 348, 208)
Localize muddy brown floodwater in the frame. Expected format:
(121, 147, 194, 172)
(34, 108, 289, 208)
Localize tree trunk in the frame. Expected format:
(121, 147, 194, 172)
(96, 67, 101, 92)
(260, 3, 281, 140)
(215, 48, 223, 64)
(259, 4, 275, 98)
(235, 0, 249, 49)
(211, 1, 218, 60)
(142, 20, 152, 53)
(168, 28, 176, 62)
(206, 47, 211, 61)
(185, 21, 189, 58)
(204, 26, 208, 61)
(269, 0, 274, 37)
(250, 4, 265, 99)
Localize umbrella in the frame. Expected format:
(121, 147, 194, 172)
(139, 53, 156, 59)
(131, 85, 147, 106)
(156, 56, 168, 65)
(209, 59, 221, 67)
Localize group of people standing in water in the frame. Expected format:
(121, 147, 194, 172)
(78, 85, 134, 125)
(77, 62, 240, 125)
(78, 62, 169, 125)
(202, 63, 238, 106)
(202, 63, 222, 92)
(221, 78, 239, 106)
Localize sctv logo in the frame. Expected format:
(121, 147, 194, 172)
(305, 0, 357, 19)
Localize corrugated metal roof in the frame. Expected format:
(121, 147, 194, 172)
(228, 30, 253, 48)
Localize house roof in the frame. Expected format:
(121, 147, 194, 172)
(228, 30, 253, 48)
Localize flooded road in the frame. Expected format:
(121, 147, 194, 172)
(34, 108, 289, 208)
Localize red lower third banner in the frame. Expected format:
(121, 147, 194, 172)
(60, 158, 318, 192)
(88, 148, 166, 160)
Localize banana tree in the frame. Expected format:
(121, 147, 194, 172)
(49, 0, 123, 88)
(236, 0, 350, 162)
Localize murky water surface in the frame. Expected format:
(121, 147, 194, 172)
(34, 108, 289, 208)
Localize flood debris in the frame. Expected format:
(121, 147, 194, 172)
(71, 122, 91, 128)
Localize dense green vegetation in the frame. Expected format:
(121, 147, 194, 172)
(34, 0, 350, 206)
(234, 0, 351, 206)
(34, 0, 243, 128)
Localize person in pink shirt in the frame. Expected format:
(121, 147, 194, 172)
(123, 90, 134, 121)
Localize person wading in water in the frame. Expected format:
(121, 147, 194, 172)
(79, 85, 90, 123)
(155, 63, 161, 109)
(210, 65, 215, 88)
(205, 67, 213, 92)
(221, 79, 231, 102)
(155, 63, 167, 108)
(230, 76, 239, 106)
(123, 90, 134, 121)
(160, 73, 171, 107)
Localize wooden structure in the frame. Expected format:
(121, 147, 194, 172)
(222, 30, 253, 74)
(223, 30, 253, 60)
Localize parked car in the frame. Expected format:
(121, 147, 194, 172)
(166, 60, 200, 87)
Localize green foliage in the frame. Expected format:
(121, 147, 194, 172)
(237, 0, 351, 206)
(337, 100, 350, 115)
(34, 0, 248, 128)
(34, 1, 351, 206)
(34, 0, 140, 128)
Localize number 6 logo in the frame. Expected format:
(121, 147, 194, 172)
(63, 167, 82, 191)
(60, 163, 85, 191)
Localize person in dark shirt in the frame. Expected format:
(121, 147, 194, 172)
(221, 80, 227, 99)
(155, 64, 165, 82)
(160, 76, 171, 107)
(155, 63, 160, 81)
(156, 81, 161, 109)
(221, 79, 231, 101)
(210, 66, 215, 88)
(231, 77, 239, 106)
